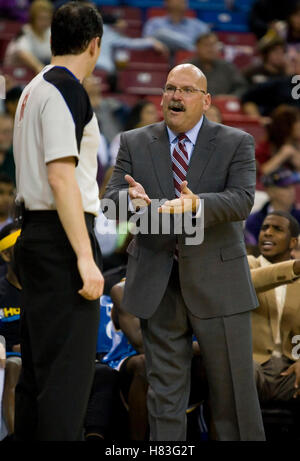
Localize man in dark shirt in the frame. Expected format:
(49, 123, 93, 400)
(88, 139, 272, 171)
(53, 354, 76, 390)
(0, 223, 22, 436)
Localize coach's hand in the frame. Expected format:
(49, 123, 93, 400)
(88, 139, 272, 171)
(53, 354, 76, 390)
(77, 256, 104, 300)
(125, 174, 151, 210)
(158, 181, 200, 214)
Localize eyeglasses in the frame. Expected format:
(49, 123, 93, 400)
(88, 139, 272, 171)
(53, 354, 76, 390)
(163, 85, 206, 97)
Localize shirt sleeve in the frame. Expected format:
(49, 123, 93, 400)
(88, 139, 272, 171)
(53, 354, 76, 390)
(41, 87, 79, 165)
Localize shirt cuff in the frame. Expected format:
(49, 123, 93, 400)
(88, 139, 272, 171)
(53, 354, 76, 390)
(193, 198, 201, 219)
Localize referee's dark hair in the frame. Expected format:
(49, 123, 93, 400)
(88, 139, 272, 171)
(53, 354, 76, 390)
(51, 1, 103, 56)
(266, 211, 300, 238)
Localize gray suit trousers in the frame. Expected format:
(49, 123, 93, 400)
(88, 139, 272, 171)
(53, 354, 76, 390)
(141, 263, 265, 441)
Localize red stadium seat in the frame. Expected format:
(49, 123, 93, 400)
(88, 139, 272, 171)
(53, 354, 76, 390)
(118, 48, 170, 71)
(0, 21, 22, 38)
(118, 69, 167, 95)
(100, 6, 142, 22)
(0, 37, 11, 63)
(0, 20, 23, 64)
(231, 52, 258, 70)
(0, 66, 35, 87)
(216, 31, 257, 47)
(146, 7, 196, 19)
(92, 69, 111, 93)
(174, 50, 195, 66)
(222, 114, 266, 144)
(123, 24, 143, 38)
(211, 95, 243, 115)
(100, 5, 142, 38)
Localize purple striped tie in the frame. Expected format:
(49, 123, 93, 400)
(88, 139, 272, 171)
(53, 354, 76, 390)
(172, 134, 189, 260)
(172, 133, 189, 197)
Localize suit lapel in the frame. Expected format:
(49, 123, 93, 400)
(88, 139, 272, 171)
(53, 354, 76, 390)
(148, 122, 175, 199)
(148, 118, 219, 198)
(186, 117, 218, 192)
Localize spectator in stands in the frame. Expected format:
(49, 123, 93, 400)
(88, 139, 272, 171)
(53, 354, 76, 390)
(0, 114, 15, 184)
(186, 32, 248, 97)
(255, 105, 300, 177)
(0, 0, 29, 24)
(4, 86, 22, 120)
(241, 45, 300, 115)
(203, 104, 222, 124)
(248, 211, 300, 410)
(248, 0, 298, 39)
(0, 174, 14, 232)
(0, 334, 5, 440)
(84, 295, 122, 441)
(0, 174, 14, 279)
(95, 13, 168, 79)
(243, 35, 287, 85)
(110, 100, 159, 166)
(83, 74, 127, 144)
(279, 1, 300, 50)
(4, 0, 53, 74)
(288, 2, 300, 46)
(110, 280, 148, 441)
(245, 169, 300, 244)
(143, 0, 210, 52)
(0, 223, 22, 436)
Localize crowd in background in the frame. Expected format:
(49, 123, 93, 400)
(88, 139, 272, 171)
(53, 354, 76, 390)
(0, 0, 300, 441)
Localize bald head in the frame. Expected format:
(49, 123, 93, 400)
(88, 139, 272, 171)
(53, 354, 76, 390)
(167, 64, 207, 92)
(162, 63, 211, 133)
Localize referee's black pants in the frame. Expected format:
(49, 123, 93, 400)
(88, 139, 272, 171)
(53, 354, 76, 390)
(14, 211, 102, 441)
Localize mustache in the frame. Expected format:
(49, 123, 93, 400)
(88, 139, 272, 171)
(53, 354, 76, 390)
(168, 101, 186, 111)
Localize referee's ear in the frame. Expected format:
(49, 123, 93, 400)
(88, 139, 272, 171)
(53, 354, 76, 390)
(89, 37, 101, 57)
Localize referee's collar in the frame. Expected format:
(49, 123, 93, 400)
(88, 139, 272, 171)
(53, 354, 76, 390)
(47, 65, 80, 82)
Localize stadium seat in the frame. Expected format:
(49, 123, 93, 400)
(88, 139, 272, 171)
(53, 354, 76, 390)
(100, 5, 142, 37)
(0, 20, 22, 63)
(222, 114, 266, 143)
(174, 50, 195, 66)
(234, 0, 256, 13)
(126, 0, 164, 8)
(0, 37, 11, 63)
(231, 52, 257, 70)
(91, 69, 111, 93)
(118, 48, 170, 71)
(211, 95, 243, 115)
(216, 31, 257, 70)
(0, 21, 22, 37)
(198, 11, 249, 32)
(0, 66, 35, 88)
(100, 5, 142, 22)
(216, 31, 257, 47)
(118, 69, 167, 95)
(93, 0, 120, 5)
(146, 7, 196, 19)
(190, 0, 227, 11)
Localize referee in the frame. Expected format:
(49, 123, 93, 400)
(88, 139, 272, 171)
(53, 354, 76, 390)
(13, 2, 104, 440)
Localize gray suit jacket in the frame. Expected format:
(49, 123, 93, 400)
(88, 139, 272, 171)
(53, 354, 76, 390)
(103, 117, 258, 319)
